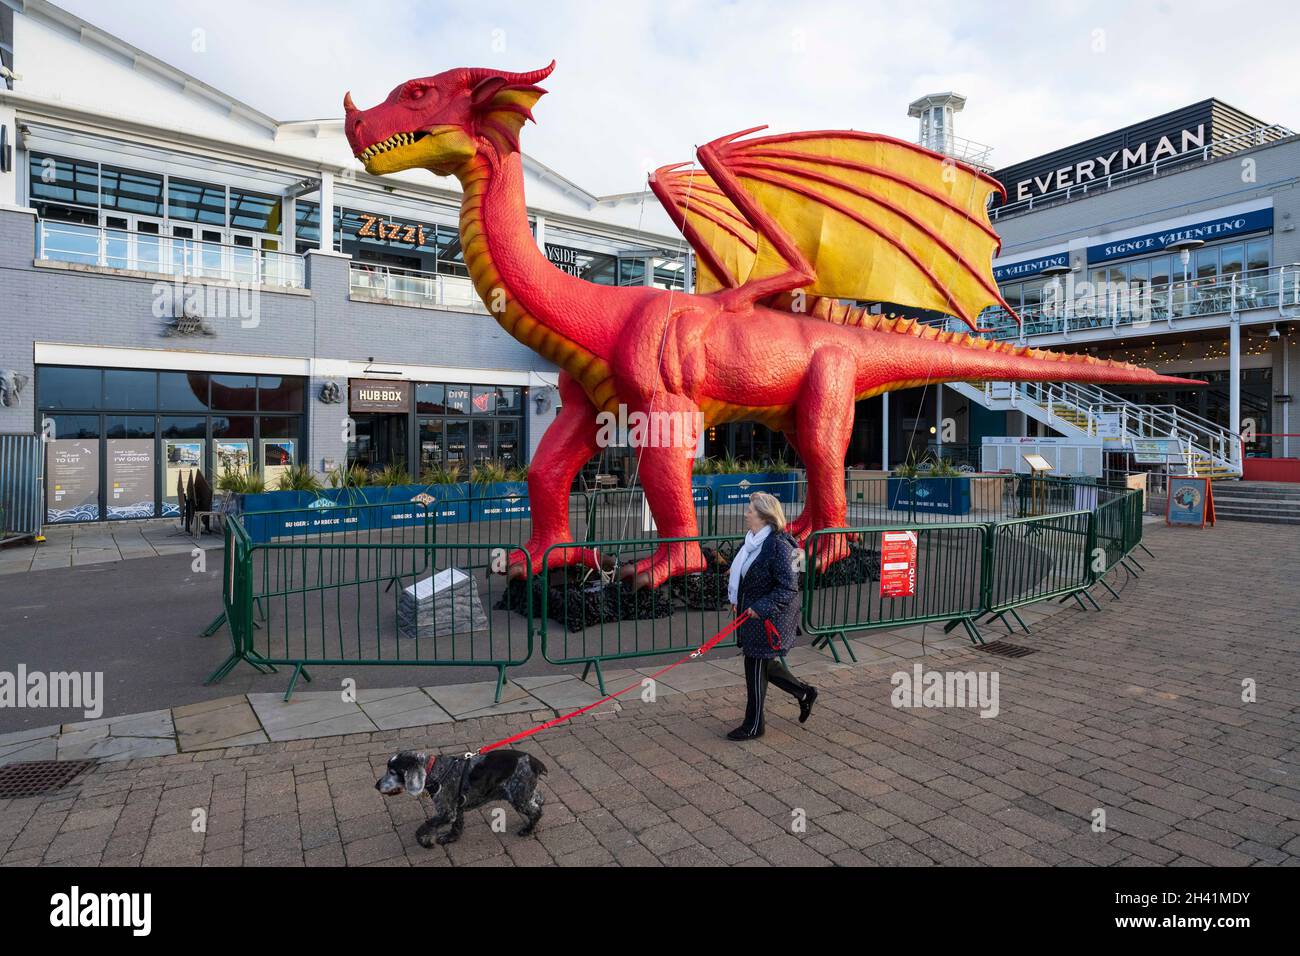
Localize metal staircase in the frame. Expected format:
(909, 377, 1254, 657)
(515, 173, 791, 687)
(947, 380, 1242, 479)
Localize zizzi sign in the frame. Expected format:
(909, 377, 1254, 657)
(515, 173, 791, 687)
(355, 213, 428, 246)
(993, 252, 1069, 283)
(349, 379, 411, 413)
(1011, 125, 1206, 202)
(1087, 208, 1273, 264)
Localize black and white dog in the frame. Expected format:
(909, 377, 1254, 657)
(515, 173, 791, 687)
(375, 749, 547, 847)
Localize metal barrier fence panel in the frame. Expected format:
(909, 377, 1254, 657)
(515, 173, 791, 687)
(803, 523, 988, 648)
(985, 509, 1094, 613)
(0, 432, 43, 541)
(538, 533, 744, 691)
(210, 501, 531, 700)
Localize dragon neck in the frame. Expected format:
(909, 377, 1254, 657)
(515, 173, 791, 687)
(455, 152, 618, 388)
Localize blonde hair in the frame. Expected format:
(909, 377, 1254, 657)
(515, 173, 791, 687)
(749, 491, 787, 532)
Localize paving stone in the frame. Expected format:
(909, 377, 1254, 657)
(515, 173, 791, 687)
(248, 692, 378, 742)
(175, 695, 268, 751)
(422, 680, 542, 719)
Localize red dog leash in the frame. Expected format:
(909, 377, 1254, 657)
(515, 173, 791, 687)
(473, 609, 755, 756)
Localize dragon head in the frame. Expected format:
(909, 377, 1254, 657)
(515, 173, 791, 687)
(344, 61, 554, 176)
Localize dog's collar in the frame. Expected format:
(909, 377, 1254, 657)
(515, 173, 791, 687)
(425, 754, 437, 775)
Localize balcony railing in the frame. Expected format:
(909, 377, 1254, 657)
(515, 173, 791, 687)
(982, 265, 1300, 342)
(349, 262, 488, 314)
(989, 124, 1294, 219)
(36, 220, 305, 289)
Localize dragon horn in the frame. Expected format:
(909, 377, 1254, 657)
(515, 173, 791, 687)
(343, 91, 358, 113)
(465, 60, 556, 87)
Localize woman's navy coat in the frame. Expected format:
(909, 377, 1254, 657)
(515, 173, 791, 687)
(735, 530, 801, 659)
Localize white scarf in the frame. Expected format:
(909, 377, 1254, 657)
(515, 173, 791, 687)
(728, 524, 772, 606)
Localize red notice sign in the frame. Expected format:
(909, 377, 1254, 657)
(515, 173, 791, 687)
(880, 531, 917, 598)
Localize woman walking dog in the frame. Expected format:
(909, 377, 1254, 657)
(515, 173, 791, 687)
(726, 491, 818, 740)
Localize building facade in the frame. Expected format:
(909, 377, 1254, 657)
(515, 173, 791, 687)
(0, 0, 688, 522)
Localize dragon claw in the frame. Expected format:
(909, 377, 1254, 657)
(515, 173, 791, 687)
(617, 542, 708, 590)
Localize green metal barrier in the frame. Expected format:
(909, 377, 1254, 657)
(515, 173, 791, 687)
(984, 509, 1094, 615)
(710, 479, 805, 537)
(538, 532, 743, 693)
(204, 474, 1152, 700)
(803, 522, 990, 653)
(207, 500, 531, 701)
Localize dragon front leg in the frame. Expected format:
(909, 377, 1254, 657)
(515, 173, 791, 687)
(506, 372, 606, 579)
(790, 347, 857, 570)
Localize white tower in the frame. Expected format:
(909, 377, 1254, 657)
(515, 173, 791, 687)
(907, 92, 992, 170)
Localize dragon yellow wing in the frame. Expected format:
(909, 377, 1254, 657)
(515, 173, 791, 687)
(653, 127, 1014, 330)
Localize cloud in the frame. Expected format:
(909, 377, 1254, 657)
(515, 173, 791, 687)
(56, 0, 1299, 195)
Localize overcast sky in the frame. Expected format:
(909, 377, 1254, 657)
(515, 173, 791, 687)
(58, 0, 1297, 195)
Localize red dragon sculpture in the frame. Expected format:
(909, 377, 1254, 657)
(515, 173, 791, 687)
(344, 62, 1196, 588)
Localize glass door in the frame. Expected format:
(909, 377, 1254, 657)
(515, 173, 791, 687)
(445, 419, 470, 478)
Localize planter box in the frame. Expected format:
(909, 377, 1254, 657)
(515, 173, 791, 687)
(847, 470, 891, 505)
(887, 476, 972, 515)
(693, 472, 800, 507)
(469, 481, 530, 522)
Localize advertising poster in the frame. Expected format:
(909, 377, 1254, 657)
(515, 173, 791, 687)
(1167, 476, 1216, 528)
(46, 439, 100, 523)
(163, 440, 205, 517)
(106, 439, 155, 519)
(261, 438, 296, 488)
(215, 440, 252, 478)
(880, 530, 918, 598)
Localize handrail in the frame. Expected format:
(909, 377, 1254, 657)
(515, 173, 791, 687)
(348, 261, 488, 314)
(990, 124, 1293, 219)
(36, 219, 304, 289)
(981, 265, 1300, 342)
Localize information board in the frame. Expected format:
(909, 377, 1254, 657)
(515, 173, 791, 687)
(1166, 476, 1216, 528)
(880, 530, 917, 598)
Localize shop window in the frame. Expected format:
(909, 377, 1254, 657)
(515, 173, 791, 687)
(100, 165, 164, 218)
(1149, 256, 1171, 288)
(619, 257, 646, 286)
(212, 415, 256, 438)
(1220, 243, 1244, 280)
(257, 376, 303, 413)
(159, 371, 211, 411)
(229, 188, 280, 233)
(105, 415, 155, 439)
(419, 419, 445, 471)
(210, 374, 258, 411)
(104, 369, 157, 410)
(30, 153, 99, 222)
(160, 416, 207, 439)
(1195, 247, 1219, 283)
(651, 256, 686, 290)
(416, 383, 447, 414)
(168, 178, 227, 226)
(38, 367, 102, 410)
(497, 420, 520, 468)
(470, 386, 498, 414)
(496, 387, 521, 414)
(1246, 240, 1270, 275)
(44, 414, 99, 439)
(295, 200, 320, 255)
(445, 385, 472, 415)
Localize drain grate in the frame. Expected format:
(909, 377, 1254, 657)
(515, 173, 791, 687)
(0, 760, 95, 799)
(976, 641, 1037, 659)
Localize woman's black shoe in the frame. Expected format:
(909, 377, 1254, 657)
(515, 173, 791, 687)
(799, 687, 818, 723)
(727, 725, 764, 740)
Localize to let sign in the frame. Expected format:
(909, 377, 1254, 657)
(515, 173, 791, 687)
(880, 530, 917, 598)
(349, 378, 411, 413)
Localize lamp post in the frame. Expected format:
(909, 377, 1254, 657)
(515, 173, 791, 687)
(1167, 238, 1205, 320)
(1040, 263, 1073, 334)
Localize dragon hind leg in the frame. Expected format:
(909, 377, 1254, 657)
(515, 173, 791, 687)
(792, 347, 856, 569)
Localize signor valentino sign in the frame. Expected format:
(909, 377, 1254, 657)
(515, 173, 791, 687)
(1087, 208, 1272, 264)
(349, 378, 412, 413)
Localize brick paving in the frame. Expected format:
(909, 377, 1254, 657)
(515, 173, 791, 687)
(1, 521, 1296, 867)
